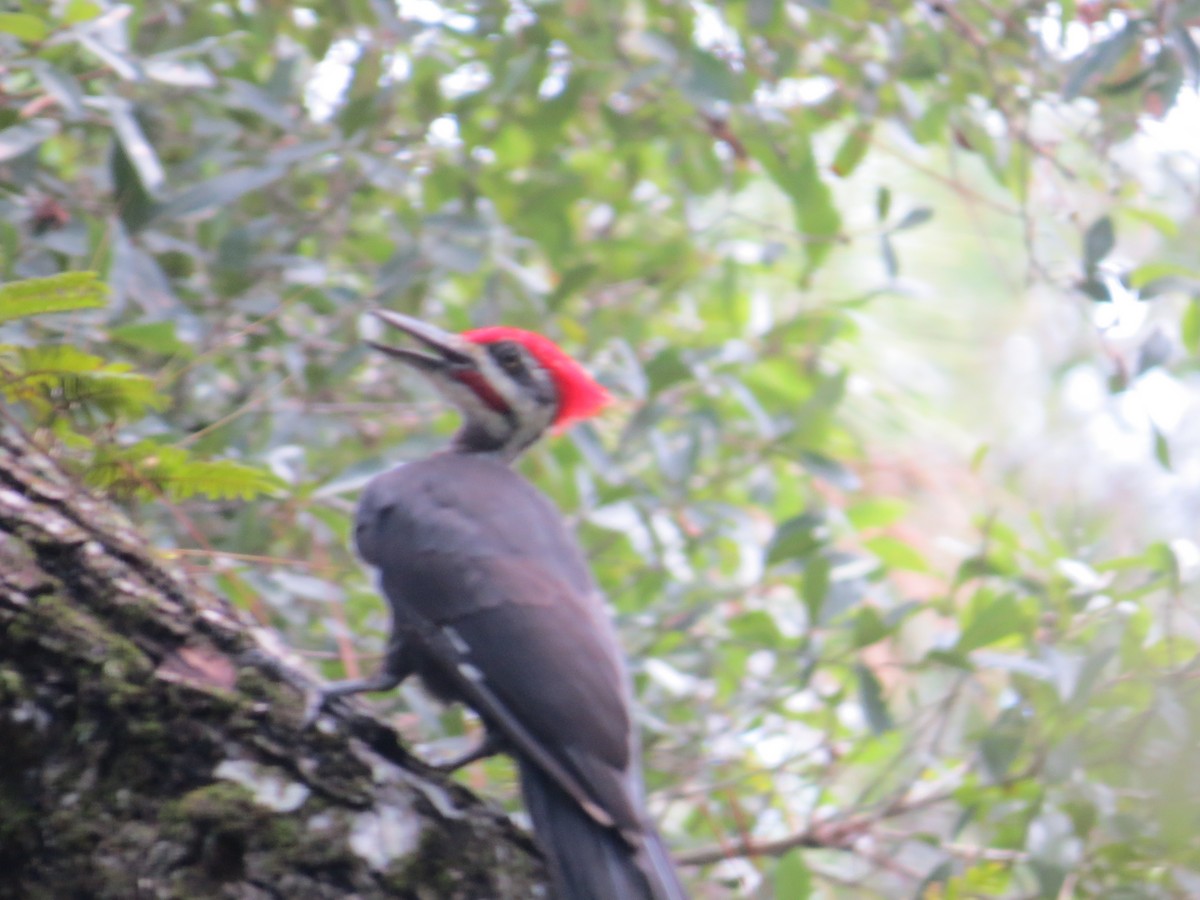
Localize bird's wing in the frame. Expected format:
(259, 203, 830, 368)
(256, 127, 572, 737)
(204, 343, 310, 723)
(377, 554, 645, 836)
(357, 458, 646, 837)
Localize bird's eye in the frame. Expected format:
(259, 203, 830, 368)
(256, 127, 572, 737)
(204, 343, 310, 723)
(493, 344, 525, 373)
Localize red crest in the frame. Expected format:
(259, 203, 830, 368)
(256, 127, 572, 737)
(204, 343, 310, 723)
(463, 327, 612, 427)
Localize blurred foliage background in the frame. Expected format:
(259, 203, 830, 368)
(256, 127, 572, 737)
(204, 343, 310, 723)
(3, 0, 1200, 896)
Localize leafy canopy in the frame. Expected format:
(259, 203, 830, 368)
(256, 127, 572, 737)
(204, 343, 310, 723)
(2, 1, 1199, 897)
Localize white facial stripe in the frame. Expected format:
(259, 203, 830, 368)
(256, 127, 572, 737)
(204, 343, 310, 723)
(442, 380, 512, 433)
(474, 352, 558, 457)
(428, 344, 560, 460)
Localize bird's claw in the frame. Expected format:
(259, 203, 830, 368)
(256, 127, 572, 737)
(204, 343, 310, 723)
(433, 731, 506, 772)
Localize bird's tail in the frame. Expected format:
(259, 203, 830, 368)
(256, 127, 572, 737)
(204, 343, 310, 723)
(518, 758, 687, 900)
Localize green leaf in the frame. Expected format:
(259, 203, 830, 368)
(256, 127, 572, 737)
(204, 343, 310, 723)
(925, 648, 973, 671)
(892, 207, 934, 231)
(144, 59, 217, 89)
(714, 644, 749, 702)
(1076, 276, 1110, 303)
(1153, 425, 1172, 470)
(880, 234, 898, 280)
(1146, 541, 1182, 593)
(29, 62, 86, 121)
(111, 138, 155, 231)
(774, 851, 812, 898)
(307, 504, 353, 544)
(799, 452, 859, 490)
(831, 123, 871, 177)
(110, 322, 191, 357)
(0, 119, 59, 163)
(970, 443, 990, 473)
(1064, 20, 1141, 100)
(802, 556, 830, 623)
(63, 0, 102, 23)
(876, 185, 892, 222)
(742, 130, 842, 280)
(846, 498, 907, 530)
(748, 0, 781, 28)
(728, 610, 785, 648)
(0, 272, 108, 322)
(1083, 216, 1115, 273)
(767, 512, 826, 565)
(338, 46, 385, 135)
(683, 49, 748, 103)
(1173, 25, 1200, 86)
(1068, 645, 1116, 707)
(1181, 298, 1200, 355)
(0, 12, 50, 42)
(644, 347, 692, 393)
(1120, 205, 1178, 237)
(980, 707, 1026, 781)
(852, 606, 890, 648)
(547, 263, 598, 310)
(156, 165, 288, 220)
(957, 592, 1022, 653)
(856, 662, 894, 733)
(108, 98, 166, 196)
(864, 535, 929, 572)
(956, 551, 1017, 584)
(1129, 261, 1199, 289)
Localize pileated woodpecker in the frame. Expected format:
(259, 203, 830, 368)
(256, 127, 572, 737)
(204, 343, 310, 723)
(313, 310, 686, 900)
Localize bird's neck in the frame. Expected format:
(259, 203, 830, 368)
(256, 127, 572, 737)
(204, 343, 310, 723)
(452, 420, 538, 463)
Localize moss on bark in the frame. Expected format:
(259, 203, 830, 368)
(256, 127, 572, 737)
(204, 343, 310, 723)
(0, 431, 545, 899)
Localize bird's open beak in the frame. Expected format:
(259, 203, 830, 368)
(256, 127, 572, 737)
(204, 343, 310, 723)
(367, 310, 476, 372)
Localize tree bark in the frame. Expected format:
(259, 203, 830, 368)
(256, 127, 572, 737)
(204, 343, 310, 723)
(0, 428, 545, 899)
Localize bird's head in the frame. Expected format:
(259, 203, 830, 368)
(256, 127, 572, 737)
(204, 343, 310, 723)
(368, 310, 611, 460)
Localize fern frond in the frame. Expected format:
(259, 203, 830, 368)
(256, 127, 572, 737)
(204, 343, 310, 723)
(0, 272, 108, 323)
(156, 459, 286, 501)
(0, 345, 166, 418)
(86, 442, 284, 502)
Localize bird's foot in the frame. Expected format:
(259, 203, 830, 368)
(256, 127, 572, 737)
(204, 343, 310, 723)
(434, 730, 507, 772)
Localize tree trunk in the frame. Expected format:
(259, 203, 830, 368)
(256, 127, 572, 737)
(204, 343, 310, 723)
(0, 429, 546, 899)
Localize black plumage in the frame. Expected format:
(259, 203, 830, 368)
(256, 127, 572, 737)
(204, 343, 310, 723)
(354, 455, 682, 898)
